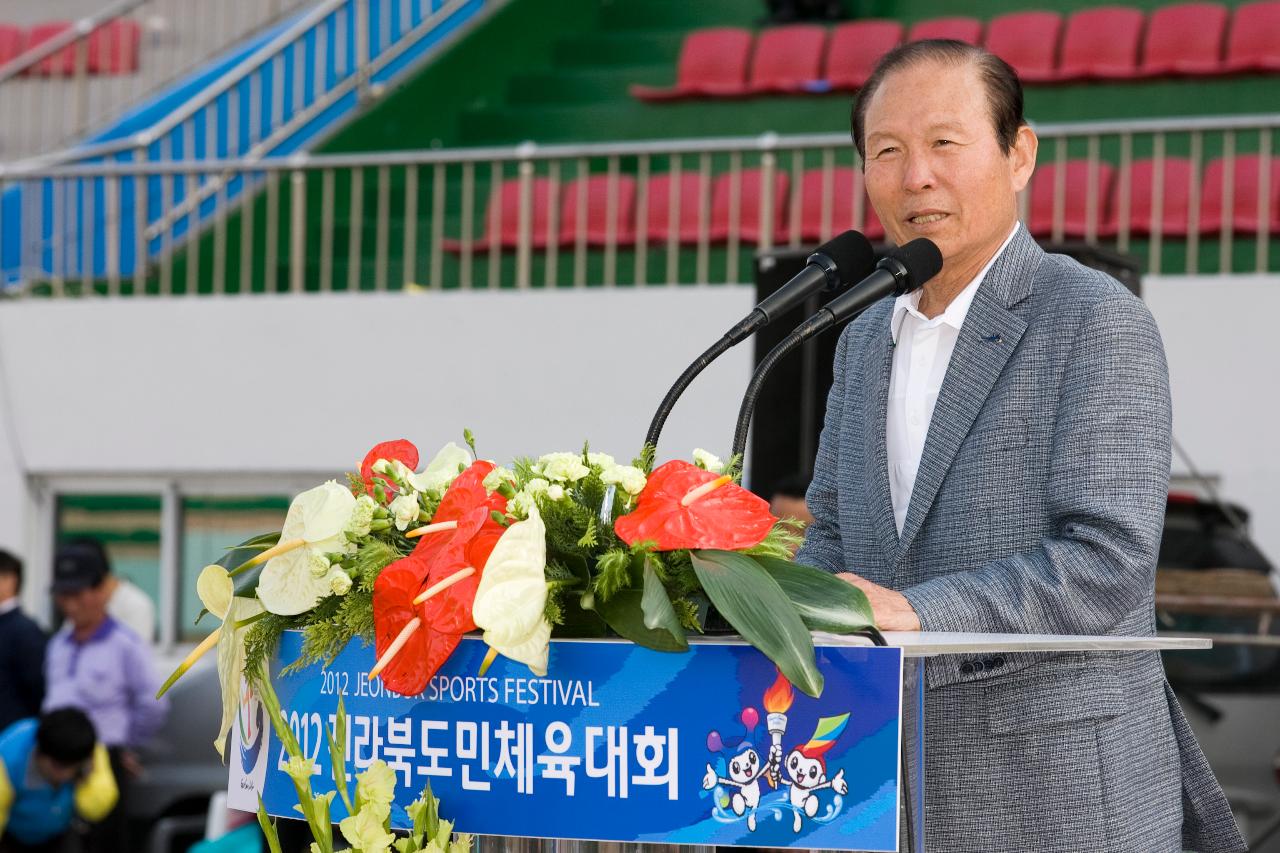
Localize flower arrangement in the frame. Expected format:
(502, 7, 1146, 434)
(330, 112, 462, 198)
(161, 432, 878, 768)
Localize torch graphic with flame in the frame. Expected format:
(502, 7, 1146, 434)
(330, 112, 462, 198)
(762, 670, 794, 788)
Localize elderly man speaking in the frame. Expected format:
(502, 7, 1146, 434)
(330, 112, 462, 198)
(796, 40, 1244, 853)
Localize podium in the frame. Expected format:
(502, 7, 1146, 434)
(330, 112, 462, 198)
(229, 631, 1210, 853)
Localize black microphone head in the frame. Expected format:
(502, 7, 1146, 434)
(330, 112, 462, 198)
(809, 230, 876, 291)
(879, 237, 943, 293)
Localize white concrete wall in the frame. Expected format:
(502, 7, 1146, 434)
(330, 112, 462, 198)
(1144, 275, 1280, 563)
(0, 276, 1274, 592)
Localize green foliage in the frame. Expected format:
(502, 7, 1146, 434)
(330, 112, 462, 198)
(242, 614, 297, 682)
(633, 443, 656, 474)
(691, 550, 822, 697)
(348, 538, 404, 592)
(576, 517, 598, 549)
(286, 588, 376, 676)
(592, 548, 633, 601)
(744, 523, 805, 561)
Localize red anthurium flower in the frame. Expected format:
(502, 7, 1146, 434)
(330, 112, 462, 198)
(372, 556, 432, 696)
(411, 460, 507, 559)
(360, 439, 420, 497)
(614, 460, 777, 551)
(418, 505, 507, 678)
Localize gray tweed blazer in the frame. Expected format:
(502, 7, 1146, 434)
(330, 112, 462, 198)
(796, 225, 1245, 853)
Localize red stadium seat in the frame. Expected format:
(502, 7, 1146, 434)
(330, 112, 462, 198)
(1105, 158, 1196, 236)
(745, 25, 828, 94)
(0, 25, 26, 66)
(89, 19, 141, 74)
(796, 168, 885, 241)
(825, 20, 903, 90)
(643, 173, 713, 244)
(1223, 1, 1280, 72)
(558, 175, 637, 247)
(710, 169, 790, 244)
(983, 12, 1062, 83)
(906, 17, 983, 45)
(26, 21, 79, 76)
(1139, 3, 1228, 77)
(443, 178, 556, 251)
(1199, 155, 1280, 233)
(1057, 7, 1145, 80)
(1027, 160, 1115, 238)
(630, 28, 753, 101)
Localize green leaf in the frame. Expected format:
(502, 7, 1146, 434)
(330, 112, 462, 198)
(753, 554, 877, 634)
(257, 797, 284, 853)
(690, 550, 823, 697)
(588, 589, 688, 652)
(639, 557, 688, 647)
(218, 532, 282, 598)
(327, 696, 352, 815)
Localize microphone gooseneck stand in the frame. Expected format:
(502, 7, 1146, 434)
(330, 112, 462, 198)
(643, 230, 875, 456)
(730, 238, 944, 465)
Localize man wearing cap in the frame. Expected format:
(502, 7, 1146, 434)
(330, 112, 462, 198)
(43, 543, 168, 852)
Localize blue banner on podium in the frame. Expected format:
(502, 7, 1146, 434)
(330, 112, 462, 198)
(228, 633, 903, 851)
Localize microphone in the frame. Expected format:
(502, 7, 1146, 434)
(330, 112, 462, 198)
(723, 231, 877, 345)
(785, 237, 944, 342)
(730, 238, 944, 465)
(643, 231, 875, 455)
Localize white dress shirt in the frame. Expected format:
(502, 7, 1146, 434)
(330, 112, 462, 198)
(886, 226, 1018, 534)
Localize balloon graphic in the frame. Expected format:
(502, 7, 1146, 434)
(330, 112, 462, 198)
(741, 707, 759, 729)
(706, 730, 723, 752)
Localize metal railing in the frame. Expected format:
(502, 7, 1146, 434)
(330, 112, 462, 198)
(0, 0, 310, 162)
(3, 113, 1279, 295)
(0, 0, 490, 289)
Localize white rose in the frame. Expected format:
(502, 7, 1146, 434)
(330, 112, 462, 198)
(692, 448, 725, 473)
(482, 466, 516, 493)
(602, 464, 647, 496)
(346, 494, 378, 538)
(523, 478, 551, 496)
(309, 552, 332, 578)
(586, 452, 616, 469)
(545, 484, 566, 501)
(506, 491, 537, 519)
(388, 492, 421, 531)
(329, 569, 353, 596)
(537, 452, 590, 483)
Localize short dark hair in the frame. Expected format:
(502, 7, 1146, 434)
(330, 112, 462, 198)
(851, 39, 1025, 161)
(0, 550, 22, 592)
(36, 708, 97, 766)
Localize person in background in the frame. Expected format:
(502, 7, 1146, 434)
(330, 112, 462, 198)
(0, 708, 117, 853)
(43, 543, 168, 853)
(0, 553, 47, 733)
(65, 538, 155, 644)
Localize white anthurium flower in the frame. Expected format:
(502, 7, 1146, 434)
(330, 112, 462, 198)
(602, 464, 647, 496)
(536, 452, 590, 483)
(406, 442, 473, 494)
(257, 481, 358, 616)
(388, 491, 421, 531)
(471, 508, 551, 676)
(692, 448, 725, 473)
(196, 564, 266, 759)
